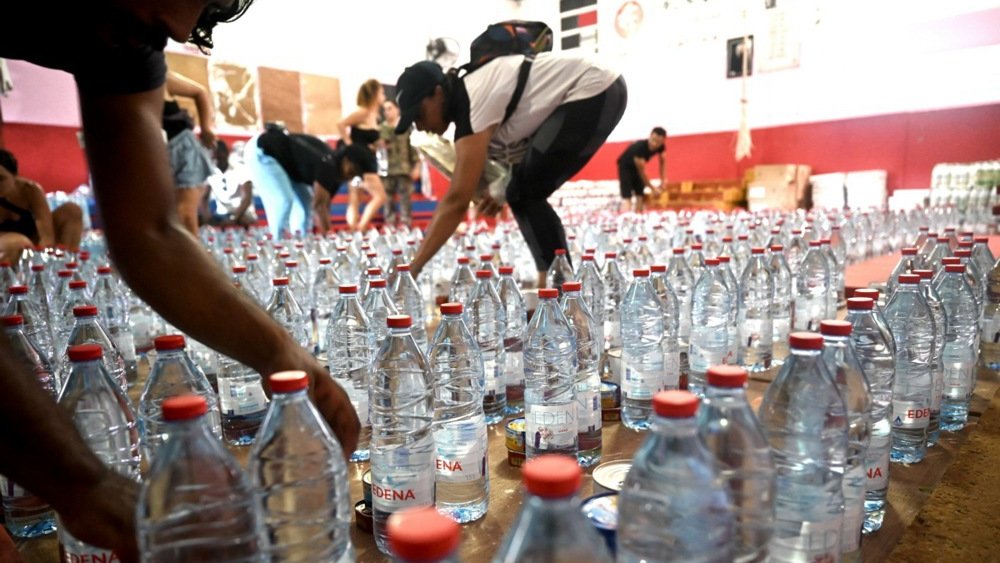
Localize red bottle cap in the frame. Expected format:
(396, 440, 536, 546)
(751, 247, 765, 255)
(854, 288, 879, 300)
(605, 252, 617, 259)
(562, 281, 582, 292)
(97, 266, 112, 275)
(319, 258, 332, 265)
(555, 249, 567, 256)
(673, 248, 685, 255)
(974, 236, 989, 243)
(269, 370, 309, 393)
(653, 390, 700, 418)
(369, 278, 387, 288)
(707, 365, 747, 388)
(770, 245, 784, 252)
(392, 249, 403, 255)
(30, 264, 45, 272)
(398, 264, 411, 272)
(73, 305, 99, 317)
(162, 395, 208, 421)
(457, 256, 470, 265)
(789, 332, 824, 350)
(499, 266, 514, 275)
(718, 256, 731, 264)
(898, 274, 920, 284)
(809, 241, 822, 247)
(691, 244, 703, 251)
(522, 455, 581, 498)
(475, 269, 492, 279)
(633, 268, 650, 277)
(581, 254, 594, 262)
(480, 254, 493, 262)
(847, 297, 874, 311)
(945, 264, 966, 274)
(737, 235, 749, 241)
(388, 507, 460, 562)
(339, 284, 358, 294)
(650, 264, 667, 273)
(440, 302, 463, 315)
(538, 288, 559, 299)
(704, 258, 720, 266)
(820, 320, 852, 337)
(57, 270, 72, 278)
(273, 277, 290, 286)
(367, 268, 382, 276)
(954, 249, 972, 258)
(69, 280, 87, 290)
(2, 315, 24, 327)
(68, 344, 103, 362)
(7, 285, 27, 295)
(153, 335, 186, 351)
(387, 315, 412, 328)
(901, 248, 917, 256)
(940, 258, 960, 266)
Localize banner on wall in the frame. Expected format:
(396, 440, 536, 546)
(210, 61, 259, 132)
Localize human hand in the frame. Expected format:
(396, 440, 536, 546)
(59, 471, 140, 563)
(410, 168, 421, 182)
(199, 129, 217, 150)
(476, 194, 504, 218)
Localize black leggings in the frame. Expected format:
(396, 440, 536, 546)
(505, 76, 627, 272)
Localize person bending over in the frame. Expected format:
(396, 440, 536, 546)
(617, 126, 666, 213)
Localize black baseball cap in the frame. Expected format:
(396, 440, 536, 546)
(394, 61, 446, 134)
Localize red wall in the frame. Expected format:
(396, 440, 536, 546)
(3, 103, 999, 194)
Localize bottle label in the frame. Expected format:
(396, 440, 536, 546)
(435, 430, 488, 484)
(371, 466, 435, 513)
(576, 386, 601, 432)
(60, 542, 119, 563)
(525, 403, 577, 451)
(769, 517, 841, 562)
(866, 444, 890, 490)
(621, 365, 656, 398)
(943, 363, 972, 397)
(218, 377, 269, 417)
(663, 350, 680, 389)
(892, 399, 931, 429)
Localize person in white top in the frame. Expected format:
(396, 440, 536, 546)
(393, 52, 626, 288)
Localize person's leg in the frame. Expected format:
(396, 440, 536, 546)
(382, 176, 400, 227)
(245, 140, 295, 239)
(288, 181, 313, 237)
(176, 185, 207, 236)
(51, 202, 83, 251)
(506, 77, 628, 272)
(346, 184, 360, 231)
(400, 178, 413, 227)
(0, 232, 33, 263)
(618, 164, 635, 213)
(311, 186, 332, 234)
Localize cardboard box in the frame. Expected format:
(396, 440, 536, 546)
(745, 164, 812, 211)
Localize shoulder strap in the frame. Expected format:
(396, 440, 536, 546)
(502, 55, 534, 125)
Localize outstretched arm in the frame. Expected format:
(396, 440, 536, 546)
(78, 85, 359, 455)
(411, 126, 494, 277)
(166, 71, 216, 148)
(21, 178, 57, 247)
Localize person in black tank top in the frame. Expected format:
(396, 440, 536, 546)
(617, 126, 667, 213)
(337, 79, 389, 230)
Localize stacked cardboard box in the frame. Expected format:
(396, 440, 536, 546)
(745, 164, 812, 212)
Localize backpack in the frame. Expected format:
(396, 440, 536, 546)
(460, 21, 554, 124)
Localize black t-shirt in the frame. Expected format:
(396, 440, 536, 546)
(2, 5, 168, 95)
(617, 140, 664, 167)
(257, 131, 376, 195)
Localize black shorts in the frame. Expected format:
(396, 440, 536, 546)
(618, 163, 644, 198)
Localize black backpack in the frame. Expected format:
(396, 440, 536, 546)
(459, 21, 554, 124)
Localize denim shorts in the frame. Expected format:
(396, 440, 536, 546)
(168, 129, 215, 188)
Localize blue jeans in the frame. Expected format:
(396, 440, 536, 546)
(244, 135, 312, 238)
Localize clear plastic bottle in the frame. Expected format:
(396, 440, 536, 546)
(971, 235, 995, 283)
(1, 314, 57, 538)
(885, 247, 919, 299)
(311, 257, 340, 356)
(884, 274, 933, 464)
(758, 333, 847, 563)
(92, 266, 138, 386)
(560, 281, 603, 467)
(601, 251, 626, 383)
(370, 315, 436, 554)
(493, 455, 612, 563)
(738, 248, 774, 372)
(688, 243, 707, 282)
(619, 391, 735, 562)
(649, 264, 681, 390)
(845, 297, 895, 534)
(266, 277, 311, 350)
(427, 303, 489, 523)
(794, 241, 831, 332)
(667, 247, 695, 384)
(914, 269, 946, 447)
(249, 371, 353, 562)
(980, 256, 1000, 371)
(447, 256, 476, 306)
(4, 285, 54, 361)
(364, 277, 399, 344)
(936, 264, 979, 431)
(768, 245, 793, 366)
(820, 321, 872, 561)
(215, 351, 269, 447)
(577, 253, 605, 330)
(699, 366, 775, 563)
(54, 279, 93, 355)
(621, 268, 665, 430)
(820, 239, 844, 314)
(392, 265, 428, 351)
(468, 270, 507, 424)
(388, 506, 461, 563)
(138, 335, 222, 463)
(546, 249, 574, 295)
(689, 258, 733, 396)
(524, 289, 578, 459)
(326, 284, 374, 462)
(57, 305, 129, 395)
(137, 395, 262, 562)
(57, 344, 140, 561)
(497, 266, 527, 416)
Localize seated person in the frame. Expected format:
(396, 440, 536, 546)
(202, 140, 257, 228)
(0, 149, 84, 261)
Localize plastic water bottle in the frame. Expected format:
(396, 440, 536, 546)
(138, 335, 222, 462)
(215, 351, 269, 446)
(370, 315, 436, 554)
(392, 265, 428, 351)
(25, 264, 53, 340)
(493, 455, 612, 562)
(92, 265, 137, 385)
(820, 321, 872, 561)
(54, 279, 92, 354)
(884, 274, 933, 464)
(601, 252, 626, 383)
(427, 303, 489, 523)
(758, 332, 848, 563)
(649, 264, 680, 389)
(689, 258, 733, 396)
(667, 247, 695, 383)
(971, 235, 994, 283)
(524, 288, 578, 459)
(688, 243, 707, 282)
(1, 314, 57, 538)
(249, 371, 353, 562)
(497, 266, 526, 416)
(914, 269, 946, 447)
(885, 247, 919, 298)
(57, 344, 140, 561)
(739, 247, 774, 372)
(388, 506, 461, 563)
(621, 268, 665, 430)
(718, 255, 742, 362)
(619, 391, 735, 562)
(546, 249, 574, 295)
(326, 284, 374, 462)
(311, 257, 340, 356)
(560, 281, 602, 466)
(266, 277, 311, 350)
(364, 277, 398, 343)
(447, 256, 476, 306)
(768, 245, 793, 366)
(699, 366, 775, 563)
(57, 305, 128, 395)
(577, 254, 605, 329)
(820, 239, 844, 314)
(936, 264, 979, 431)
(980, 256, 1000, 371)
(845, 297, 895, 534)
(794, 241, 831, 332)
(137, 395, 262, 562)
(4, 285, 54, 361)
(468, 270, 507, 424)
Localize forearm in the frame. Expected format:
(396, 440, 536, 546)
(195, 90, 215, 131)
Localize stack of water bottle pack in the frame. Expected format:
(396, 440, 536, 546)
(2, 202, 999, 561)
